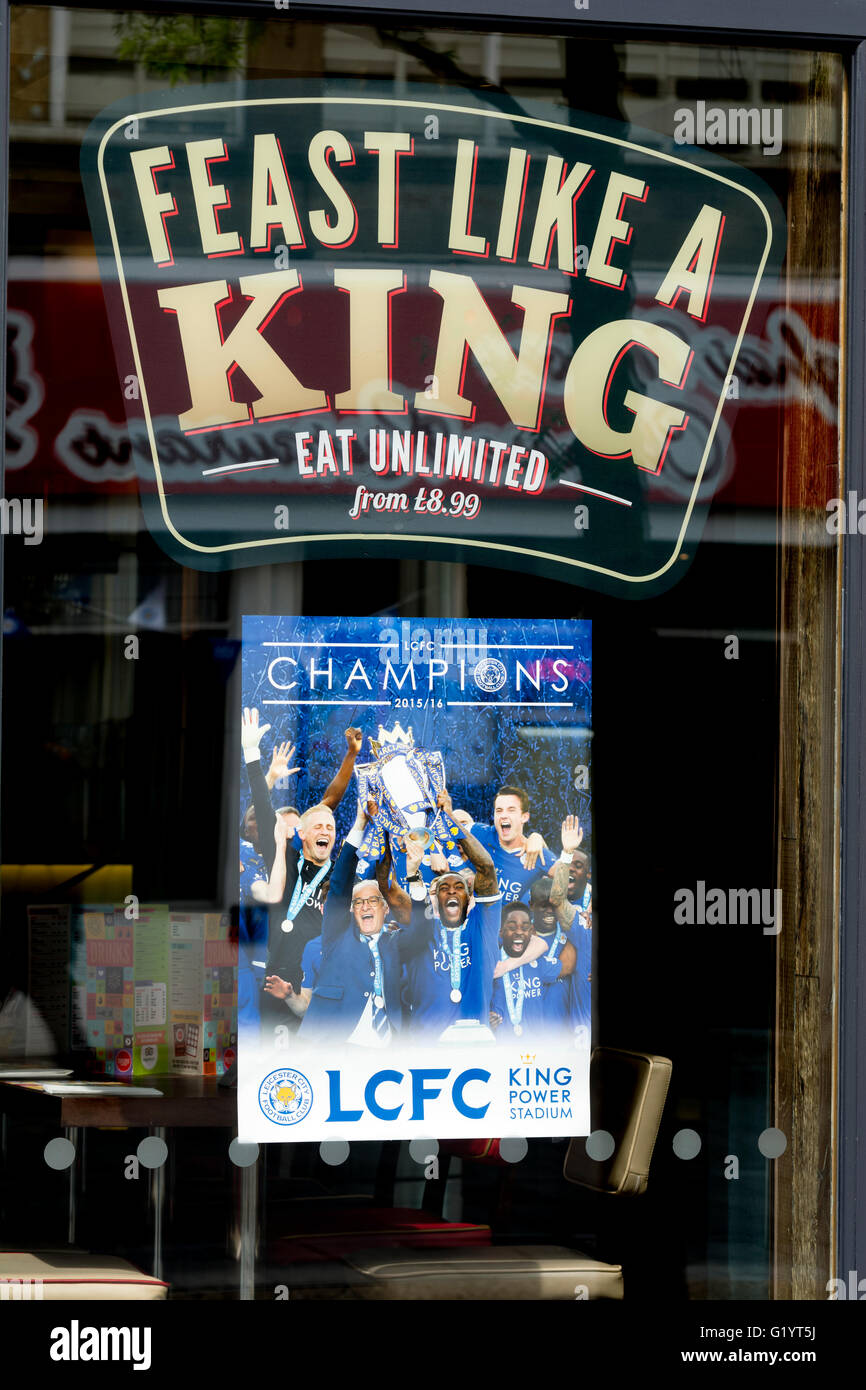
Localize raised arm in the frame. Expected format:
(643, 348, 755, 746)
(242, 708, 278, 873)
(328, 839, 359, 904)
(521, 832, 548, 870)
(396, 838, 434, 961)
(506, 940, 576, 987)
(263, 975, 312, 1017)
(548, 861, 576, 929)
(551, 940, 576, 980)
(548, 815, 583, 928)
(376, 832, 412, 927)
(253, 813, 291, 904)
(438, 789, 497, 899)
(456, 830, 497, 899)
(320, 802, 368, 951)
(265, 740, 298, 791)
(493, 933, 549, 976)
(319, 840, 360, 953)
(320, 727, 363, 811)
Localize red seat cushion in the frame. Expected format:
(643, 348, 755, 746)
(269, 1207, 491, 1264)
(438, 1138, 505, 1165)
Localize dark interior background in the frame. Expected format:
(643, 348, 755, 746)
(1, 7, 840, 1299)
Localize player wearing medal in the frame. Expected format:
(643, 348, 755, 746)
(490, 903, 569, 1042)
(548, 816, 592, 1044)
(255, 802, 336, 1006)
(299, 809, 429, 1045)
(264, 827, 415, 1018)
(529, 877, 577, 1036)
(450, 786, 558, 903)
(404, 791, 547, 1040)
(241, 709, 364, 1036)
(528, 878, 575, 1034)
(242, 709, 362, 881)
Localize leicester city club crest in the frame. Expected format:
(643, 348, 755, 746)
(258, 1067, 314, 1126)
(473, 658, 508, 692)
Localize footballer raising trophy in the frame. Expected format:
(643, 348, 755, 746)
(354, 722, 464, 869)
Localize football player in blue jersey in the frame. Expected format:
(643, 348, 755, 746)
(404, 791, 548, 1041)
(548, 816, 592, 1045)
(490, 902, 570, 1042)
(528, 875, 577, 1035)
(451, 785, 558, 903)
(557, 819, 591, 912)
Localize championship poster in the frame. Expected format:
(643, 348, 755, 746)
(237, 616, 592, 1142)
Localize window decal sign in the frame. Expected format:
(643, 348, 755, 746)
(82, 81, 784, 594)
(237, 614, 591, 1142)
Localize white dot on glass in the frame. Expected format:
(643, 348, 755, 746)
(320, 1140, 350, 1166)
(672, 1128, 702, 1160)
(758, 1127, 787, 1159)
(136, 1137, 168, 1169)
(409, 1139, 438, 1163)
(229, 1139, 259, 1168)
(44, 1137, 76, 1170)
(585, 1129, 616, 1161)
(499, 1137, 528, 1164)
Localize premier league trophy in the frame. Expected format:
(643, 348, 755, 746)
(354, 722, 463, 871)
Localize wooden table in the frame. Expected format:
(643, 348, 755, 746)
(0, 1074, 235, 1126)
(0, 1076, 260, 1299)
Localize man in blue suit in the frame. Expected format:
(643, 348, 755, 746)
(299, 808, 429, 1047)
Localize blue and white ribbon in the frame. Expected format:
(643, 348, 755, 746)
(281, 857, 331, 933)
(501, 949, 526, 1034)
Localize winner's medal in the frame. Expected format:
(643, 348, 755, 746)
(502, 950, 527, 1036)
(282, 857, 331, 934)
(440, 925, 465, 1007)
(374, 995, 385, 1009)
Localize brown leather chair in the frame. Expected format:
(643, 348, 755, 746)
(288, 1046, 671, 1300)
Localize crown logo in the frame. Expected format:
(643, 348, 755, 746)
(369, 722, 415, 759)
(519, 1053, 537, 1063)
